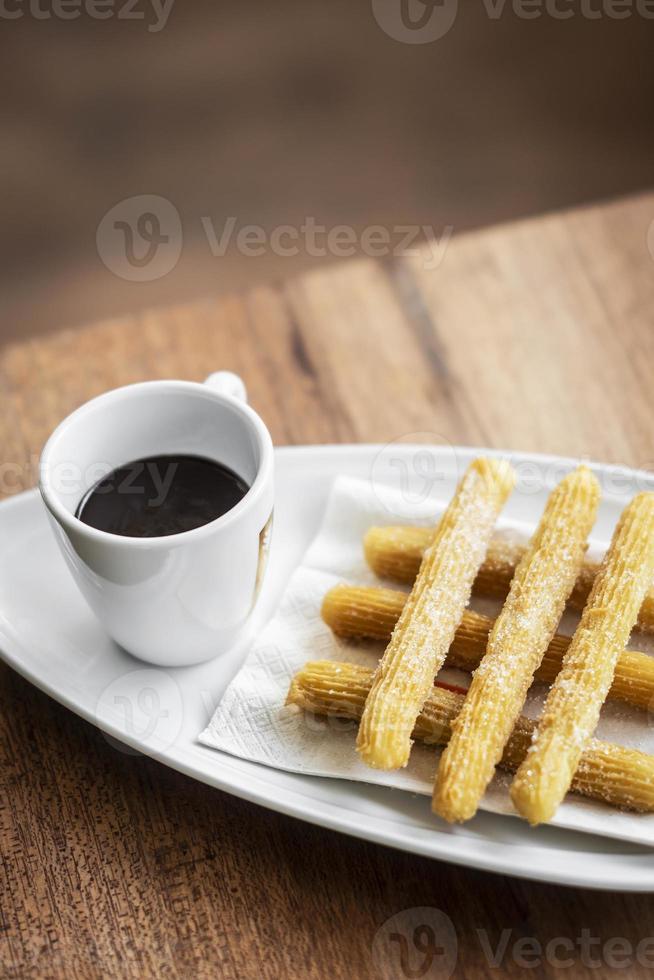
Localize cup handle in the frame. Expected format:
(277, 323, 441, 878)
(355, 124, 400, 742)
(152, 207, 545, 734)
(204, 371, 248, 403)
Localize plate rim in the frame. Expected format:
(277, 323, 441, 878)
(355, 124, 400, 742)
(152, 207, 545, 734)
(2, 444, 654, 892)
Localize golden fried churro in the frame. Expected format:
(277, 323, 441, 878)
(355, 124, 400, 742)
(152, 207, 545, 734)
(511, 492, 654, 825)
(287, 661, 654, 813)
(433, 466, 601, 823)
(321, 584, 654, 711)
(356, 458, 515, 770)
(364, 526, 654, 633)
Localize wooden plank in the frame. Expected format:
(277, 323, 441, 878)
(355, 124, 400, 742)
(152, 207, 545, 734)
(2, 193, 654, 979)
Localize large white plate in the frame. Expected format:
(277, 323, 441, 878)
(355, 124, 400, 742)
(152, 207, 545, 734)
(1, 445, 653, 892)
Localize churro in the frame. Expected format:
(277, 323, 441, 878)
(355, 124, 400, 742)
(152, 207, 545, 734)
(364, 525, 654, 633)
(433, 466, 601, 822)
(287, 661, 654, 813)
(356, 458, 515, 770)
(511, 492, 654, 825)
(321, 584, 654, 712)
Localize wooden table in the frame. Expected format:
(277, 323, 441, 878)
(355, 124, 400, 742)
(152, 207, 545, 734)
(2, 192, 654, 978)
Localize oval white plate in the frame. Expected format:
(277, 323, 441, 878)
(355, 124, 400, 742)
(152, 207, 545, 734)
(1, 445, 653, 891)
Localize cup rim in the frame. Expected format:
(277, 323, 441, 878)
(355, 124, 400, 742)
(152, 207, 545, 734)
(39, 379, 274, 548)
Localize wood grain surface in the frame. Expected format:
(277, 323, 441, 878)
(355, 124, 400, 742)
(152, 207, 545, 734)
(2, 192, 654, 978)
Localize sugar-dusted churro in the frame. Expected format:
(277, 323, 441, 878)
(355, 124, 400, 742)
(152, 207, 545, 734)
(321, 584, 654, 712)
(363, 525, 654, 633)
(433, 466, 601, 823)
(356, 458, 515, 770)
(287, 661, 654, 813)
(511, 492, 654, 826)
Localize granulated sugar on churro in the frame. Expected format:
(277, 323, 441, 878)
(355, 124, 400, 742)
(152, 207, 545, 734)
(356, 457, 516, 771)
(364, 524, 654, 633)
(287, 661, 654, 813)
(511, 492, 654, 826)
(320, 583, 654, 711)
(433, 466, 601, 823)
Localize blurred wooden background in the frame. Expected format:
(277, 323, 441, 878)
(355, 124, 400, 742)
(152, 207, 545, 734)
(1, 1, 653, 344)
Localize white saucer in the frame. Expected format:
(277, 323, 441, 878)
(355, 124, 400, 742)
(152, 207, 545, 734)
(1, 444, 653, 892)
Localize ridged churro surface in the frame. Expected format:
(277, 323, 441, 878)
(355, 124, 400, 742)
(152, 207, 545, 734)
(321, 583, 654, 711)
(364, 524, 654, 633)
(356, 458, 515, 770)
(511, 492, 654, 825)
(433, 466, 601, 822)
(287, 661, 654, 813)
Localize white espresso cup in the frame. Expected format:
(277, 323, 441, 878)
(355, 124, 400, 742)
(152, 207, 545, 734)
(39, 372, 274, 666)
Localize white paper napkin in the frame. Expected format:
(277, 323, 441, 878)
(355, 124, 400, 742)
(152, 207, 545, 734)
(199, 476, 654, 847)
